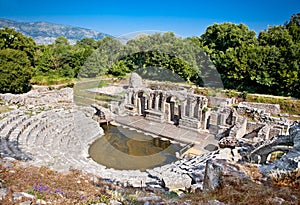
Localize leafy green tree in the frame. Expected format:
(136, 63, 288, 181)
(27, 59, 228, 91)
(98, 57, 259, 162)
(258, 23, 299, 97)
(76, 38, 98, 49)
(0, 27, 36, 66)
(199, 23, 258, 90)
(0, 49, 33, 93)
(286, 13, 300, 43)
(79, 49, 108, 78)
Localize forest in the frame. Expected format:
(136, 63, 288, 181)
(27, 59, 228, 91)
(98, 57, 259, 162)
(0, 13, 299, 98)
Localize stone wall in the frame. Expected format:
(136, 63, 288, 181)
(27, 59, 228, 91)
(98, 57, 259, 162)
(0, 86, 73, 108)
(208, 97, 236, 107)
(239, 102, 280, 116)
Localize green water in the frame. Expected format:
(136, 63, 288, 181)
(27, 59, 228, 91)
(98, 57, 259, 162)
(89, 124, 182, 171)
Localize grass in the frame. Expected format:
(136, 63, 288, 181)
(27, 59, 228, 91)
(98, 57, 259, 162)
(30, 74, 74, 86)
(0, 105, 12, 114)
(180, 175, 300, 205)
(221, 89, 300, 116)
(0, 104, 12, 119)
(246, 95, 300, 116)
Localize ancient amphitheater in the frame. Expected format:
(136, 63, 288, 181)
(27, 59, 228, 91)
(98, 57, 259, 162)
(0, 86, 223, 190)
(0, 83, 299, 191)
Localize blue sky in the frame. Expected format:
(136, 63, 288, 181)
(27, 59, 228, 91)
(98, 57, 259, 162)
(0, 0, 299, 37)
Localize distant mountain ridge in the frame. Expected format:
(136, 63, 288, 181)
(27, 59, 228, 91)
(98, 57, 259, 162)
(0, 18, 112, 44)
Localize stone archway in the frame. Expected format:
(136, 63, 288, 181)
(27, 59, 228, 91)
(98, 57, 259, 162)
(166, 96, 181, 125)
(249, 135, 294, 164)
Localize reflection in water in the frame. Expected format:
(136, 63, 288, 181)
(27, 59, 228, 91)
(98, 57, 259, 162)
(89, 124, 182, 171)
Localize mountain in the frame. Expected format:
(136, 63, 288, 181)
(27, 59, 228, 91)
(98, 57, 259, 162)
(0, 18, 111, 44)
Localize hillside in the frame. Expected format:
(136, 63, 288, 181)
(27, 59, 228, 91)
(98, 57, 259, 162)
(0, 18, 111, 44)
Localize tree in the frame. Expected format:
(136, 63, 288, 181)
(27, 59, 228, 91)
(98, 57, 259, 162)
(0, 27, 36, 66)
(0, 49, 33, 93)
(258, 23, 299, 97)
(200, 23, 258, 90)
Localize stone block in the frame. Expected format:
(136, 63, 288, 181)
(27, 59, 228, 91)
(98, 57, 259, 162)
(162, 173, 192, 190)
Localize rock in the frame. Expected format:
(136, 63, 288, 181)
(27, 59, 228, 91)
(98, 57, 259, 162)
(203, 160, 223, 191)
(109, 200, 122, 205)
(19, 201, 32, 205)
(216, 148, 233, 161)
(162, 173, 192, 190)
(12, 192, 35, 202)
(36, 199, 47, 204)
(136, 195, 161, 203)
(203, 159, 246, 191)
(207, 199, 227, 205)
(290, 121, 300, 151)
(129, 73, 143, 88)
(0, 188, 8, 200)
(219, 137, 238, 149)
(267, 196, 285, 204)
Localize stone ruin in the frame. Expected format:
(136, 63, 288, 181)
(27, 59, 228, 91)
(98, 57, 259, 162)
(118, 73, 298, 168)
(120, 73, 291, 143)
(121, 73, 210, 131)
(0, 73, 299, 192)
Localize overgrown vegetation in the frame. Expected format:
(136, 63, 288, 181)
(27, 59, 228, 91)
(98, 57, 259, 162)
(1, 159, 299, 205)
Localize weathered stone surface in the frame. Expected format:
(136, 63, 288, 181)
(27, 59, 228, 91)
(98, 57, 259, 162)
(208, 97, 236, 107)
(0, 86, 73, 107)
(207, 199, 227, 205)
(203, 159, 246, 191)
(290, 121, 300, 151)
(258, 121, 300, 175)
(136, 195, 161, 203)
(203, 160, 224, 191)
(0, 188, 8, 200)
(12, 192, 35, 202)
(162, 173, 192, 190)
(129, 72, 143, 88)
(239, 101, 280, 116)
(109, 200, 122, 205)
(19, 201, 32, 205)
(219, 137, 239, 149)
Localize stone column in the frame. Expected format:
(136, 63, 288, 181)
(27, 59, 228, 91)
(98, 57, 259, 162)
(128, 91, 133, 105)
(155, 95, 160, 110)
(193, 98, 200, 119)
(164, 103, 170, 122)
(181, 101, 186, 117)
(189, 98, 195, 118)
(185, 99, 190, 117)
(137, 97, 141, 115)
(161, 96, 166, 114)
(149, 93, 153, 110)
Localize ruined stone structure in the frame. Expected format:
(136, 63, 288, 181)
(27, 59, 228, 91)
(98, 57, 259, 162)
(123, 74, 209, 131)
(0, 78, 298, 192)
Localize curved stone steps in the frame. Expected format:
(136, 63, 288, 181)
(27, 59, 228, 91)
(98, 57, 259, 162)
(0, 138, 14, 157)
(35, 123, 59, 146)
(0, 108, 162, 187)
(0, 115, 29, 139)
(51, 123, 73, 149)
(19, 118, 47, 146)
(0, 111, 21, 131)
(9, 117, 35, 142)
(0, 113, 33, 159)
